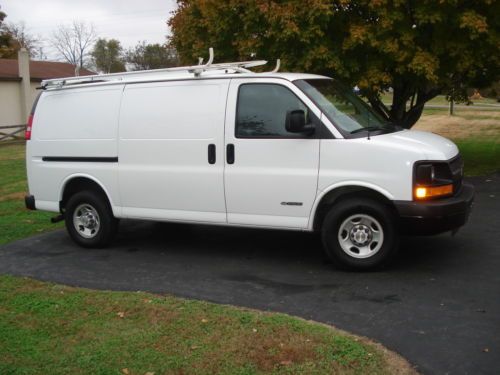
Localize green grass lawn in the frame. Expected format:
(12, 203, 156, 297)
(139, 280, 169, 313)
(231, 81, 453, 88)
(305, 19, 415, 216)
(0, 145, 62, 246)
(454, 140, 499, 176)
(0, 275, 414, 375)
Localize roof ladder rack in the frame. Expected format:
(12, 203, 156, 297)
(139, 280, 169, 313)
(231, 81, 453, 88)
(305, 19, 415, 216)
(41, 48, 280, 89)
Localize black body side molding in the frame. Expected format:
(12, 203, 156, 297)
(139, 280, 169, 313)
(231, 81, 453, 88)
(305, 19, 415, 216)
(42, 157, 119, 163)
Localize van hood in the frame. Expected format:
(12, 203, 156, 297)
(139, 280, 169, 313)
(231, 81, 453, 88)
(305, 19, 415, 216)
(374, 129, 459, 160)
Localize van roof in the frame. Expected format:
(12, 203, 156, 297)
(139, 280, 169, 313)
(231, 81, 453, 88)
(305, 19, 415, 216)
(41, 70, 329, 91)
(40, 49, 330, 90)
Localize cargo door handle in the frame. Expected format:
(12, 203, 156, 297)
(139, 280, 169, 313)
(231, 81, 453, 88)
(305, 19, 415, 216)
(226, 144, 235, 164)
(208, 144, 216, 164)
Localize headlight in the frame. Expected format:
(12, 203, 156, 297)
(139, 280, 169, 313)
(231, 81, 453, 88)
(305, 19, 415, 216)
(414, 162, 453, 200)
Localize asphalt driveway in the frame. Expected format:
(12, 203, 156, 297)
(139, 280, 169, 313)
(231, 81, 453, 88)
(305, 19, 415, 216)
(1, 175, 499, 375)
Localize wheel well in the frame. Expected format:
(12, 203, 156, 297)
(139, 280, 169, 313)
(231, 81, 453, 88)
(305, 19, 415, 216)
(313, 186, 396, 231)
(60, 177, 110, 212)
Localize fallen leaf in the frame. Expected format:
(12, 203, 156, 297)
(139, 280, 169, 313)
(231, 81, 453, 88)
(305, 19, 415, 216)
(117, 312, 125, 318)
(121, 369, 129, 375)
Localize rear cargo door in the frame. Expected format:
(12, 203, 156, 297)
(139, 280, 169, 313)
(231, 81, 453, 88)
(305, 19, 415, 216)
(118, 79, 229, 223)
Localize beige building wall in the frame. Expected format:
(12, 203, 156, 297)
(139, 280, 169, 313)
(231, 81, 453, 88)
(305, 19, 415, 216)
(0, 48, 41, 133)
(0, 81, 23, 126)
(0, 81, 38, 127)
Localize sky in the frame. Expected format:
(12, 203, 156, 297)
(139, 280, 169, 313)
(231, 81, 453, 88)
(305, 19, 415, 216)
(1, 0, 177, 59)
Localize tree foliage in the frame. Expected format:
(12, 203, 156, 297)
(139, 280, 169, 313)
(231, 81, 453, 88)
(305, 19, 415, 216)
(51, 21, 97, 70)
(2, 22, 39, 57)
(126, 41, 179, 71)
(0, 6, 39, 59)
(91, 38, 125, 73)
(0, 6, 15, 58)
(169, 0, 500, 128)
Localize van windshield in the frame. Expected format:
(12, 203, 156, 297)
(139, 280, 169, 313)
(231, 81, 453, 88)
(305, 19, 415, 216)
(294, 79, 396, 136)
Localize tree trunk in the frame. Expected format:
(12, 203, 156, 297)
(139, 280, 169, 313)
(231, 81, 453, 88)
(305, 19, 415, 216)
(368, 84, 440, 129)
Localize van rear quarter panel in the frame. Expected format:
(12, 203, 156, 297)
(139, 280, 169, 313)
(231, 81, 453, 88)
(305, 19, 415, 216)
(27, 85, 124, 211)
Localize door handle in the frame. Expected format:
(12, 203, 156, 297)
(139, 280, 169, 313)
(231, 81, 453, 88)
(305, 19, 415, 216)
(208, 144, 216, 164)
(226, 144, 235, 164)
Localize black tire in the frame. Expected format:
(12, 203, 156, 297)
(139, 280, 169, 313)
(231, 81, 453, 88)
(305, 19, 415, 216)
(64, 190, 118, 248)
(321, 197, 399, 270)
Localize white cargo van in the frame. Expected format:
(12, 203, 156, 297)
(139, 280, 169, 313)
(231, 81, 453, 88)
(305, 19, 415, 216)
(25, 51, 474, 269)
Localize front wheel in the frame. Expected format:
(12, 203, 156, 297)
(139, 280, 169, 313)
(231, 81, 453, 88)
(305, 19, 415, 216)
(65, 191, 118, 248)
(321, 198, 399, 270)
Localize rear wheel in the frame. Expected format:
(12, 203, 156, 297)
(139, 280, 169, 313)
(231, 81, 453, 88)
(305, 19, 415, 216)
(65, 191, 118, 248)
(321, 198, 398, 270)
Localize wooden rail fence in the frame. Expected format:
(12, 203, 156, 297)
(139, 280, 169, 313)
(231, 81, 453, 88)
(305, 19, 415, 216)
(0, 124, 26, 143)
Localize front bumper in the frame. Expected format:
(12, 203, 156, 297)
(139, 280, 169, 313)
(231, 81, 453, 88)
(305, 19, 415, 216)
(394, 183, 474, 235)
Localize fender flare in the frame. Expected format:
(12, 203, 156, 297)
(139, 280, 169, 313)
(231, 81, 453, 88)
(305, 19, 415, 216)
(308, 181, 394, 230)
(59, 173, 121, 216)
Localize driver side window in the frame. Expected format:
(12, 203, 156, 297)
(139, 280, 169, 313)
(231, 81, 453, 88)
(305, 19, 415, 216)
(236, 83, 309, 138)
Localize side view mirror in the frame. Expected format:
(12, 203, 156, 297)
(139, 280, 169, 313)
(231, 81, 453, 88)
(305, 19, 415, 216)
(285, 109, 315, 134)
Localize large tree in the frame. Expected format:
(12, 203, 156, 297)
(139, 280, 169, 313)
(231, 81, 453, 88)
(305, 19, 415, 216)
(126, 41, 178, 71)
(2, 21, 38, 57)
(51, 21, 97, 70)
(169, 0, 499, 128)
(1, 6, 37, 59)
(91, 38, 125, 73)
(0, 5, 14, 58)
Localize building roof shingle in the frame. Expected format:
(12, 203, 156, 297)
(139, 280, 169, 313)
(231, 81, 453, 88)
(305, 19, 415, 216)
(0, 59, 95, 82)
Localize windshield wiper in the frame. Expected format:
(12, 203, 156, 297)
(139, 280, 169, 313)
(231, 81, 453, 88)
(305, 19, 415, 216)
(350, 126, 384, 134)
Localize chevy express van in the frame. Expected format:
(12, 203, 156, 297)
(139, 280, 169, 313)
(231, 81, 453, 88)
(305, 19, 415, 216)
(25, 51, 474, 269)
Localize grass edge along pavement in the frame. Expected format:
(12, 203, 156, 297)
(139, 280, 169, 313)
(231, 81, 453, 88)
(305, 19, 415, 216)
(0, 275, 418, 375)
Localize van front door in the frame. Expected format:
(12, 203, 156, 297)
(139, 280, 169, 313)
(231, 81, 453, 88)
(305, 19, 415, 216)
(224, 79, 321, 229)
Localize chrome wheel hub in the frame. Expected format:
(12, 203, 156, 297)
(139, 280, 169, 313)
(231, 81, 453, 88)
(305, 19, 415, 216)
(350, 224, 373, 246)
(338, 214, 384, 259)
(73, 204, 100, 239)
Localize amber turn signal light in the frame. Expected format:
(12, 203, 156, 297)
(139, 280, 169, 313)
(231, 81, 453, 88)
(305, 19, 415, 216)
(415, 184, 453, 199)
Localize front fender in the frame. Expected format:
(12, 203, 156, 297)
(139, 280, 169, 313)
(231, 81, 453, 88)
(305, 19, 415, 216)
(308, 181, 394, 230)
